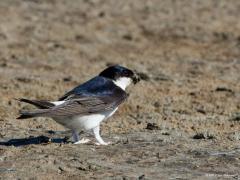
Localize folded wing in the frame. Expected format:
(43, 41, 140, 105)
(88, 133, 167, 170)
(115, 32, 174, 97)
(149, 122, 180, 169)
(18, 76, 128, 119)
(18, 90, 128, 119)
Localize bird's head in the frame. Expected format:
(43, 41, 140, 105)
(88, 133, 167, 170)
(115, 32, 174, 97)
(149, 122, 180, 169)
(99, 65, 140, 90)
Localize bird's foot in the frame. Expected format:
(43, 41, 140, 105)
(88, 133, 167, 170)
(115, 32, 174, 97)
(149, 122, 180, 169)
(74, 138, 91, 144)
(95, 141, 112, 146)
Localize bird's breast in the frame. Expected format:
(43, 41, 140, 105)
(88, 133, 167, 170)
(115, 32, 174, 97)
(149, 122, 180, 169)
(53, 108, 118, 131)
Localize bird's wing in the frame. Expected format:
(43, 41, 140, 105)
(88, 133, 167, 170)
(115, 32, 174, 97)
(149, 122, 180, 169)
(18, 76, 129, 119)
(59, 76, 115, 101)
(43, 91, 128, 117)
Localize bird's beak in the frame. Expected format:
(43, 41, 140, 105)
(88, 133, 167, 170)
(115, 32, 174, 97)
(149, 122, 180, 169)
(132, 73, 140, 84)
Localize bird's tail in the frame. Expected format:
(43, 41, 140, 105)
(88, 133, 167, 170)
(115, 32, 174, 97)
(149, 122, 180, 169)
(17, 98, 55, 109)
(17, 109, 49, 119)
(16, 98, 55, 119)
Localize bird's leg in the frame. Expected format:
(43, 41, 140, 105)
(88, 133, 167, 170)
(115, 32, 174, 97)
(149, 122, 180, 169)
(72, 130, 90, 144)
(72, 130, 80, 142)
(93, 125, 111, 145)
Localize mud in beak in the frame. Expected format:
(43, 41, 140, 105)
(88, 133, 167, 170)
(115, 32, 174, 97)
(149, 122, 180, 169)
(132, 73, 140, 84)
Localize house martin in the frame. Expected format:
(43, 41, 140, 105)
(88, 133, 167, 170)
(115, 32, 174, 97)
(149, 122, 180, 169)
(17, 65, 140, 145)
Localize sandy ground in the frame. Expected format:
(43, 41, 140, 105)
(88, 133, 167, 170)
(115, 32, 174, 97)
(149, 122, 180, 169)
(0, 0, 240, 179)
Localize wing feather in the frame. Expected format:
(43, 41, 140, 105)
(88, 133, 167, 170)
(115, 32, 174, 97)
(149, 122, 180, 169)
(43, 93, 128, 117)
(18, 76, 129, 119)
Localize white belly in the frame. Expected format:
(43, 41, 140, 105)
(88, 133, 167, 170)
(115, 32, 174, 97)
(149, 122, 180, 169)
(53, 108, 118, 131)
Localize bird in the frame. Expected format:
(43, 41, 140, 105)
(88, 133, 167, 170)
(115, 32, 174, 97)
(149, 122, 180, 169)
(17, 65, 140, 145)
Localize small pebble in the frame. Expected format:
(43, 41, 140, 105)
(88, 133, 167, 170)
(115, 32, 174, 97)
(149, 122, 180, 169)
(146, 123, 159, 130)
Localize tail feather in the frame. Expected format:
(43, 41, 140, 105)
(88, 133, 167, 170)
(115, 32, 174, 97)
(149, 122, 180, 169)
(17, 114, 35, 119)
(17, 98, 55, 109)
(17, 109, 49, 119)
(16, 98, 54, 119)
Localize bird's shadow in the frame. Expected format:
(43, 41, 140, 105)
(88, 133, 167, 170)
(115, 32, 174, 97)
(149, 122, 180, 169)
(0, 135, 68, 147)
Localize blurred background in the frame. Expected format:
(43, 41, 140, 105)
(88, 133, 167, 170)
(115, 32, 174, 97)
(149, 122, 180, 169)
(0, 0, 240, 179)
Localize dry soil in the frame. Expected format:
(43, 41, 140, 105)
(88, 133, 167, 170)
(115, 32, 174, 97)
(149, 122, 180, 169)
(0, 0, 240, 179)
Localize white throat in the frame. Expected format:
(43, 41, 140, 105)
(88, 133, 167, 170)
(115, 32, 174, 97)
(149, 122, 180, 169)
(113, 77, 132, 90)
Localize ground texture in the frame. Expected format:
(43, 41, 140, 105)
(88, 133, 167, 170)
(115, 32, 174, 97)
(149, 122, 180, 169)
(0, 0, 240, 179)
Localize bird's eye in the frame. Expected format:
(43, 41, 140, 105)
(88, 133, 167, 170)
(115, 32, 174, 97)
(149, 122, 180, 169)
(122, 70, 133, 77)
(122, 70, 129, 76)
